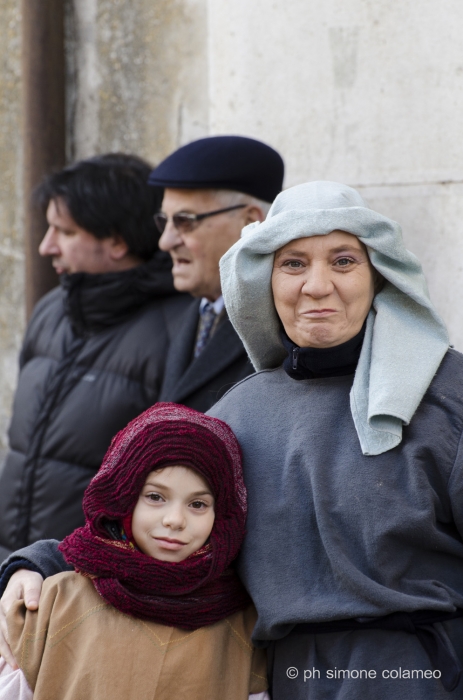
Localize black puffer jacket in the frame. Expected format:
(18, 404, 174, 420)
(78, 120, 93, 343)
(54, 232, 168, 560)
(0, 254, 192, 561)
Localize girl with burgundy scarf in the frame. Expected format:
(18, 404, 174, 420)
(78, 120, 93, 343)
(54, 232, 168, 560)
(0, 404, 268, 700)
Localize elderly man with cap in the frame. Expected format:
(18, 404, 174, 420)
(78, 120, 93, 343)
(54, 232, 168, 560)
(150, 135, 285, 412)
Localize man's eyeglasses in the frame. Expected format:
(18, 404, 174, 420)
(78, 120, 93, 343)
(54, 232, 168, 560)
(154, 204, 246, 234)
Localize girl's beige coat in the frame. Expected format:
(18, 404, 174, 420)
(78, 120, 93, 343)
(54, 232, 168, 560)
(8, 571, 267, 700)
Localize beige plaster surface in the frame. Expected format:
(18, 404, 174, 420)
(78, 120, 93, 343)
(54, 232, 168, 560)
(0, 0, 24, 448)
(208, 0, 463, 188)
(359, 184, 463, 350)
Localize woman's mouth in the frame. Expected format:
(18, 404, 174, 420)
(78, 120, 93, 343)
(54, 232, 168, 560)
(302, 309, 337, 318)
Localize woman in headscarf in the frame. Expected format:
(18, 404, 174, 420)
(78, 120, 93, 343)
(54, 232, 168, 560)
(208, 181, 463, 700)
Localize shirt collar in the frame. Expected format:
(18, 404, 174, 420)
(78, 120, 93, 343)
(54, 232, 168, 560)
(199, 296, 224, 315)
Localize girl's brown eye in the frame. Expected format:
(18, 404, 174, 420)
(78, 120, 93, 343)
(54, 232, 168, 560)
(191, 500, 206, 509)
(148, 493, 162, 502)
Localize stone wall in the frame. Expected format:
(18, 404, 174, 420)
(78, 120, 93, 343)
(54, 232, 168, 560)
(66, 0, 209, 165)
(0, 0, 24, 450)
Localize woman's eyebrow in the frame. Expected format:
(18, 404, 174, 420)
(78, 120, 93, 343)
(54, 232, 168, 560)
(189, 490, 213, 498)
(275, 247, 307, 258)
(329, 245, 364, 253)
(275, 244, 363, 258)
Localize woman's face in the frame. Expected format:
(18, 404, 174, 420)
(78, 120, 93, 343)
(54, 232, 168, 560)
(272, 230, 375, 348)
(132, 466, 215, 563)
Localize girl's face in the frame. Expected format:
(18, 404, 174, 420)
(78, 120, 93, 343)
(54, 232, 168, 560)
(131, 466, 215, 563)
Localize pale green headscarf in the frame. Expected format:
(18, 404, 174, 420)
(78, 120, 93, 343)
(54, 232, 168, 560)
(219, 181, 449, 456)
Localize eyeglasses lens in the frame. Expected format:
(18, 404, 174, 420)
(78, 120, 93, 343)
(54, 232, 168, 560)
(172, 214, 196, 233)
(154, 213, 197, 234)
(154, 213, 167, 234)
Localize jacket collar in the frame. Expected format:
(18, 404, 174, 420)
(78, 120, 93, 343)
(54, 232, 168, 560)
(160, 302, 247, 404)
(60, 252, 177, 336)
(281, 323, 366, 380)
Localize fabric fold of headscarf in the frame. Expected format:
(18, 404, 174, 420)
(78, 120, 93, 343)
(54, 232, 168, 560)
(219, 181, 449, 456)
(60, 403, 250, 629)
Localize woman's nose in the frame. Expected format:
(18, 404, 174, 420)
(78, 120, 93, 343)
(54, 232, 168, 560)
(301, 264, 334, 298)
(38, 227, 60, 257)
(162, 504, 186, 530)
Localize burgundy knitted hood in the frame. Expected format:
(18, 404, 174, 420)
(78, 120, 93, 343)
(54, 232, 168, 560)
(60, 403, 250, 628)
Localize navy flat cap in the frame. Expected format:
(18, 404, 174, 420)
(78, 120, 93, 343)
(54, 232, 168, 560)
(148, 135, 284, 203)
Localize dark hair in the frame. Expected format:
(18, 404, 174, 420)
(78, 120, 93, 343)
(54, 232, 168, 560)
(35, 153, 163, 261)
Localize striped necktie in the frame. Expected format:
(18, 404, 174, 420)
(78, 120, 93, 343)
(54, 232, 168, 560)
(194, 302, 217, 358)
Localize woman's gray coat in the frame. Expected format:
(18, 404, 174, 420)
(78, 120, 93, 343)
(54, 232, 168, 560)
(208, 353, 463, 699)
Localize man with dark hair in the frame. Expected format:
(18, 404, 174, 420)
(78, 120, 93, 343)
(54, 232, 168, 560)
(35, 153, 162, 266)
(0, 153, 191, 561)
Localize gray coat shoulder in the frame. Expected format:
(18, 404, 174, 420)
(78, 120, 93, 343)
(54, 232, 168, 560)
(426, 348, 463, 408)
(209, 348, 463, 424)
(207, 367, 283, 417)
